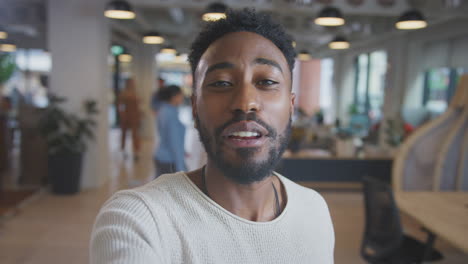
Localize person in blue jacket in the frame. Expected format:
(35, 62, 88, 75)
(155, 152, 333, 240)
(154, 85, 186, 177)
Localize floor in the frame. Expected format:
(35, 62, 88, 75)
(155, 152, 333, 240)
(0, 130, 467, 263)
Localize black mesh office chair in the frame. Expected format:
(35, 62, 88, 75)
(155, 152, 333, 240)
(361, 176, 443, 264)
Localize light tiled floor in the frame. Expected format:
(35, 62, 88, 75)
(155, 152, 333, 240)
(0, 130, 467, 263)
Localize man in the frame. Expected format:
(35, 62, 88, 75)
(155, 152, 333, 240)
(91, 9, 334, 263)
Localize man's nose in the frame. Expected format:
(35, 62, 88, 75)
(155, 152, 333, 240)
(229, 82, 261, 114)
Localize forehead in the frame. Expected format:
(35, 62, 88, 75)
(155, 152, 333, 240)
(195, 31, 289, 77)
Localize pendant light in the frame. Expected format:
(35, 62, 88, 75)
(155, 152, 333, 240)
(0, 31, 7, 39)
(175, 52, 187, 62)
(119, 52, 132, 62)
(315, 6, 345, 26)
(298, 50, 311, 61)
(329, 36, 350, 49)
(395, 9, 427, 30)
(0, 43, 17, 52)
(143, 32, 165, 44)
(202, 2, 227, 22)
(105, 0, 136, 20)
(161, 45, 177, 55)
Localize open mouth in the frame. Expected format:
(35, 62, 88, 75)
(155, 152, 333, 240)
(227, 131, 263, 140)
(221, 121, 269, 148)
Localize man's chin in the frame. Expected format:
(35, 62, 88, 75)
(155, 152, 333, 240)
(222, 145, 269, 161)
(214, 153, 277, 184)
(219, 165, 273, 185)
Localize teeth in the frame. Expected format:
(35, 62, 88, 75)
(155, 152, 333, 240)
(230, 131, 260, 137)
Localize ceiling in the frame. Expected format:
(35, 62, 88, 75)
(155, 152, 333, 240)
(109, 0, 468, 54)
(1, 0, 468, 55)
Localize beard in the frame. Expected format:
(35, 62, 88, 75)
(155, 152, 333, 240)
(195, 111, 291, 185)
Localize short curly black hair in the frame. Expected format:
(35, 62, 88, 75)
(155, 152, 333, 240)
(188, 8, 296, 87)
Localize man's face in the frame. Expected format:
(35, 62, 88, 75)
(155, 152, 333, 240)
(193, 31, 295, 184)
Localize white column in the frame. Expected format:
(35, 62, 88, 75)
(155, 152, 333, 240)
(379, 37, 409, 147)
(383, 37, 409, 119)
(333, 53, 355, 124)
(48, 0, 110, 189)
(133, 43, 157, 140)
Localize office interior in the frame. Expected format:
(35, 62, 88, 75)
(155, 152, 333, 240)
(0, 0, 467, 263)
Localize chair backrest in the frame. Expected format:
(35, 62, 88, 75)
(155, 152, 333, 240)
(393, 74, 468, 192)
(434, 107, 468, 190)
(392, 109, 460, 191)
(458, 130, 468, 190)
(361, 176, 404, 262)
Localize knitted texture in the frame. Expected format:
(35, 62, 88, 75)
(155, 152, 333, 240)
(90, 172, 335, 263)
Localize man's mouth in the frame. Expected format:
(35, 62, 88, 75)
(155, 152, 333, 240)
(221, 121, 269, 148)
(228, 131, 262, 140)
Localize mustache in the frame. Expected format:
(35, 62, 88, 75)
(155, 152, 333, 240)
(215, 111, 277, 139)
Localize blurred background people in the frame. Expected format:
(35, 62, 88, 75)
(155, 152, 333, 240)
(154, 85, 186, 177)
(117, 78, 141, 160)
(151, 77, 166, 116)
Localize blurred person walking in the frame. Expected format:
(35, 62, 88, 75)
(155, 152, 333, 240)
(151, 77, 166, 115)
(118, 78, 141, 160)
(154, 85, 186, 177)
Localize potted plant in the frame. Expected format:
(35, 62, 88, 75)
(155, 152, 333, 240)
(0, 53, 16, 96)
(38, 94, 98, 194)
(0, 53, 16, 176)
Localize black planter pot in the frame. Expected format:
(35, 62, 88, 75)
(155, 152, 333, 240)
(48, 151, 83, 195)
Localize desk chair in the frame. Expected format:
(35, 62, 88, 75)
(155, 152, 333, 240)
(361, 177, 443, 264)
(393, 74, 468, 192)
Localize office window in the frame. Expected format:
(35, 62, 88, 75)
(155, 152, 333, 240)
(319, 58, 334, 123)
(15, 49, 51, 72)
(355, 54, 369, 113)
(353, 50, 387, 122)
(423, 67, 466, 113)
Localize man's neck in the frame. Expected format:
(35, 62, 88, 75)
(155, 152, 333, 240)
(188, 163, 285, 222)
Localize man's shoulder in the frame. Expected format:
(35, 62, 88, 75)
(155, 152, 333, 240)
(278, 174, 319, 196)
(106, 172, 190, 210)
(277, 173, 329, 209)
(138, 172, 187, 191)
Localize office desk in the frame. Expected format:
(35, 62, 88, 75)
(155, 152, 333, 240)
(395, 192, 468, 253)
(277, 155, 392, 183)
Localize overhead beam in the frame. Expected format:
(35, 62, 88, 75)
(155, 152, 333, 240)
(109, 20, 140, 42)
(168, 7, 184, 25)
(134, 7, 153, 31)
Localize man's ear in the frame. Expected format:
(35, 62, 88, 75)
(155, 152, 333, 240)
(191, 94, 198, 128)
(290, 92, 296, 116)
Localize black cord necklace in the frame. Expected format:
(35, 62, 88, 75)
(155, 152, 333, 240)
(201, 165, 281, 218)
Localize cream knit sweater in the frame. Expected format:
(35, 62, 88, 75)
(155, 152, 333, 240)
(90, 172, 335, 263)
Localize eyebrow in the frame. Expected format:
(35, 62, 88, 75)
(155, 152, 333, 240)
(205, 62, 235, 75)
(253, 58, 283, 73)
(204, 58, 283, 76)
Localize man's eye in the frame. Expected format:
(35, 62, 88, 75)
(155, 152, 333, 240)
(257, 79, 279, 86)
(208, 81, 232, 87)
